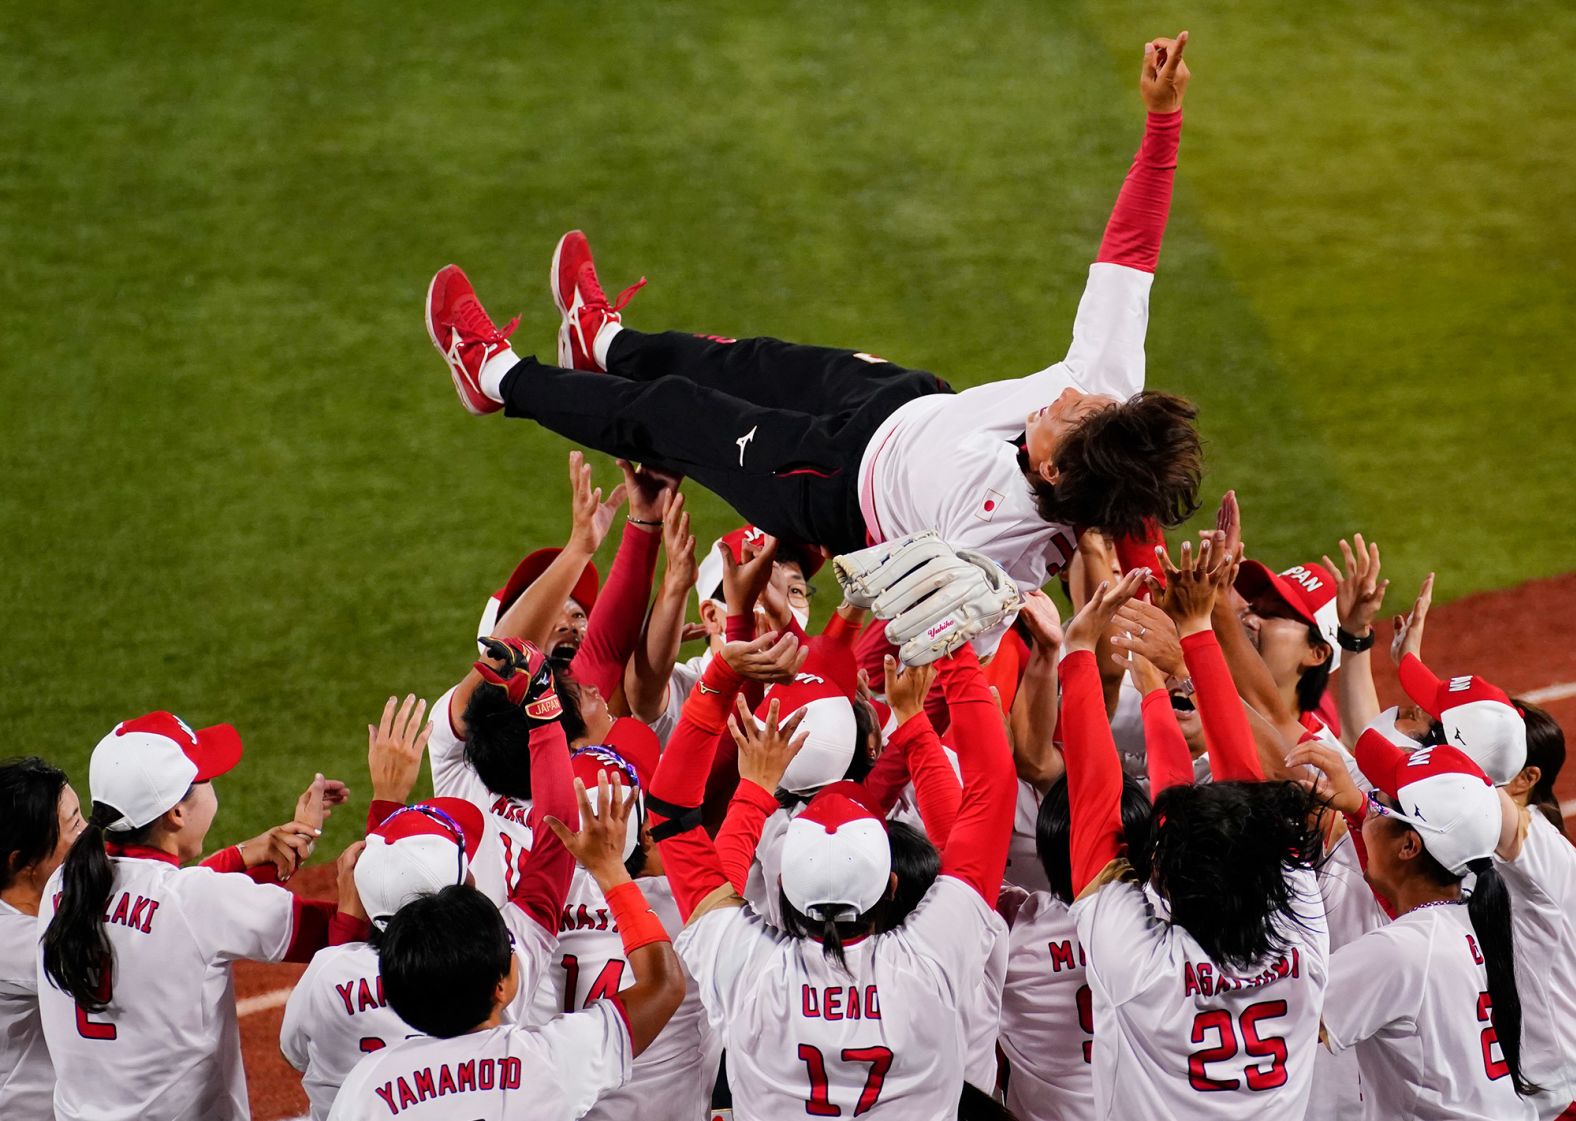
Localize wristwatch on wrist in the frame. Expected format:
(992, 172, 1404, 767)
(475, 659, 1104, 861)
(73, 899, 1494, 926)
(1336, 626, 1376, 653)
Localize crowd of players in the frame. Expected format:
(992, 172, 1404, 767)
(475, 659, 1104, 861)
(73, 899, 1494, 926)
(3, 29, 1574, 1121)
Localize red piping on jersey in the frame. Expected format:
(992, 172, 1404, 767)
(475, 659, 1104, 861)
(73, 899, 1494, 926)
(606, 991, 635, 1045)
(106, 842, 179, 866)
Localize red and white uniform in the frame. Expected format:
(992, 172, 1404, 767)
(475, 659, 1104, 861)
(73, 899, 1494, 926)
(0, 899, 53, 1118)
(326, 1001, 632, 1121)
(37, 849, 325, 1121)
(1322, 902, 1538, 1121)
(526, 874, 718, 1121)
(679, 876, 999, 1120)
(857, 112, 1181, 651)
(1495, 811, 1576, 1118)
(998, 889, 1095, 1121)
(281, 911, 556, 1121)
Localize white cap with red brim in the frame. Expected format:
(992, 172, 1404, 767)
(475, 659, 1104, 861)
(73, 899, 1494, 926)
(88, 712, 244, 831)
(1234, 560, 1343, 671)
(356, 797, 486, 928)
(1355, 712, 1502, 877)
(1396, 653, 1527, 786)
(781, 788, 891, 923)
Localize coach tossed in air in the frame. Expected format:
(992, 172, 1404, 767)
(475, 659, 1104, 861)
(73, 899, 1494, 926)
(427, 33, 1197, 653)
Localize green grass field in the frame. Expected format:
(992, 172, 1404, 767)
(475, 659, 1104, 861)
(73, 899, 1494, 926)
(3, 2, 1572, 853)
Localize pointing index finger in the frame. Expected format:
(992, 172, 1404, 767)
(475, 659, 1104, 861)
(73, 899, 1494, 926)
(1162, 30, 1188, 75)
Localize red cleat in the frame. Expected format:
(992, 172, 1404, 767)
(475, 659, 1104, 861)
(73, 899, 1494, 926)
(426, 265, 519, 416)
(550, 230, 646, 371)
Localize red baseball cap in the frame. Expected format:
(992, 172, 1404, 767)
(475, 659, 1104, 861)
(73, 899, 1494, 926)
(1355, 717, 1501, 876)
(1397, 654, 1527, 785)
(89, 712, 244, 830)
(570, 741, 650, 861)
(357, 797, 487, 926)
(1234, 560, 1342, 670)
(695, 525, 824, 607)
(476, 548, 600, 641)
(780, 788, 891, 922)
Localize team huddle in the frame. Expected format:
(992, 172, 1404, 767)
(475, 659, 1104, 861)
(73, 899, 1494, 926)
(4, 29, 1575, 1121)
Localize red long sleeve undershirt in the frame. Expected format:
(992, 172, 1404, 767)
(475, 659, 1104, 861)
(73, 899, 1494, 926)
(572, 524, 660, 696)
(1180, 630, 1263, 782)
(935, 650, 1015, 907)
(1114, 520, 1168, 598)
(514, 721, 577, 934)
(714, 780, 782, 893)
(1095, 110, 1181, 273)
(1062, 650, 1127, 896)
(1141, 689, 1195, 797)
(652, 657, 746, 919)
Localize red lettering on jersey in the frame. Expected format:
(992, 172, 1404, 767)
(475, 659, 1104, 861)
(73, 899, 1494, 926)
(865, 985, 881, 1020)
(373, 1082, 397, 1114)
(109, 892, 131, 927)
(1049, 939, 1079, 973)
(456, 1059, 476, 1092)
(490, 796, 530, 826)
(357, 976, 383, 1012)
(128, 895, 151, 932)
(477, 1058, 495, 1090)
(413, 1067, 436, 1102)
(847, 986, 862, 1021)
(1467, 934, 1484, 964)
(596, 908, 610, 931)
(802, 985, 820, 1017)
(825, 987, 843, 1020)
(501, 1056, 522, 1090)
(1184, 961, 1201, 997)
(335, 981, 356, 1015)
(575, 905, 596, 930)
(437, 1062, 457, 1096)
(396, 1075, 417, 1109)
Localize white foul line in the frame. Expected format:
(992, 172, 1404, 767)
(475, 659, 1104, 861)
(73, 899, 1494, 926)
(1523, 681, 1576, 705)
(236, 987, 294, 1017)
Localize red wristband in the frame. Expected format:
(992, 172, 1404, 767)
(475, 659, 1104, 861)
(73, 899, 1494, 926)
(605, 881, 670, 955)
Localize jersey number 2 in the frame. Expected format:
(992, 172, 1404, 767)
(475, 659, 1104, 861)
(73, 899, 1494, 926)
(1477, 991, 1509, 1080)
(798, 1043, 893, 1117)
(1187, 1001, 1288, 1092)
(76, 974, 116, 1041)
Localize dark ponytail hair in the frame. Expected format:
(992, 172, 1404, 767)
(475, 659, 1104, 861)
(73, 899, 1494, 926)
(0, 757, 68, 891)
(1465, 859, 1539, 1096)
(42, 801, 150, 1011)
(1512, 700, 1566, 835)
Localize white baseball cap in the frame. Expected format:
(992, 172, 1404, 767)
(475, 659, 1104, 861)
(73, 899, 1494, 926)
(1397, 654, 1527, 786)
(780, 787, 891, 922)
(88, 712, 244, 830)
(1355, 717, 1502, 877)
(356, 797, 486, 928)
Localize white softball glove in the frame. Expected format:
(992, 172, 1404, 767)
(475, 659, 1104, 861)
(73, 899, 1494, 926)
(832, 531, 958, 610)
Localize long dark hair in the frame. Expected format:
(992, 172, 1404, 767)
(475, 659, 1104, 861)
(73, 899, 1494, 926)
(462, 662, 587, 800)
(1513, 700, 1566, 835)
(1149, 780, 1324, 971)
(41, 800, 154, 1012)
(1294, 623, 1333, 714)
(1037, 774, 1153, 905)
(0, 757, 68, 891)
(1464, 858, 1539, 1096)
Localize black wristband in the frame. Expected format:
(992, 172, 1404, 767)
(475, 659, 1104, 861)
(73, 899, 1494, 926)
(628, 516, 663, 527)
(1336, 626, 1376, 653)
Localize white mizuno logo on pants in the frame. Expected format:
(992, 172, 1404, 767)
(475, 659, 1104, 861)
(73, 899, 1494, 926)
(736, 425, 757, 466)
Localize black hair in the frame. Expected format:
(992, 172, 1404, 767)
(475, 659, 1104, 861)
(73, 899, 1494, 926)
(380, 884, 513, 1038)
(773, 697, 879, 810)
(41, 799, 159, 1012)
(1037, 774, 1153, 905)
(1148, 780, 1324, 971)
(881, 820, 939, 931)
(1024, 390, 1203, 540)
(1294, 623, 1333, 715)
(1465, 860, 1539, 1095)
(958, 1081, 1020, 1119)
(462, 662, 588, 800)
(1512, 699, 1566, 835)
(0, 757, 69, 891)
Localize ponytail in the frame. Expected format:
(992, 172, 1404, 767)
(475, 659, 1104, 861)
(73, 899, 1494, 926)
(1465, 859, 1540, 1097)
(814, 910, 848, 971)
(778, 891, 857, 972)
(41, 802, 142, 1012)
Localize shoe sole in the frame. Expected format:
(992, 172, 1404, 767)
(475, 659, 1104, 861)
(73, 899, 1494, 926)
(426, 268, 497, 417)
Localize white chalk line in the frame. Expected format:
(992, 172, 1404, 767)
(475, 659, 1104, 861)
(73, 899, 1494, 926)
(1523, 680, 1576, 705)
(236, 986, 294, 1017)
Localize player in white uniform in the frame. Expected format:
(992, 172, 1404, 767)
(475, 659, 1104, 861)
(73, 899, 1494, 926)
(0, 757, 85, 1119)
(328, 770, 687, 1121)
(282, 676, 576, 1119)
(36, 711, 348, 1121)
(1060, 559, 1329, 1121)
(643, 617, 1015, 1119)
(425, 33, 1198, 648)
(1297, 722, 1543, 1119)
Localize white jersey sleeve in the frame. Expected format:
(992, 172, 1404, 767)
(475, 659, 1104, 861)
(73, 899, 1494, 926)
(673, 905, 784, 1031)
(428, 686, 476, 801)
(648, 654, 708, 746)
(1319, 918, 1428, 1053)
(184, 865, 297, 963)
(0, 901, 54, 1119)
(897, 876, 1001, 1005)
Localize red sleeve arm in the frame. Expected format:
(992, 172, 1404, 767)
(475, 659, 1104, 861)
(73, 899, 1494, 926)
(199, 846, 246, 875)
(511, 722, 576, 934)
(1062, 650, 1127, 895)
(1095, 110, 1181, 273)
(651, 658, 746, 919)
(935, 651, 1015, 907)
(1180, 630, 1263, 781)
(712, 780, 780, 893)
(1114, 520, 1167, 597)
(1141, 690, 1194, 797)
(282, 897, 336, 963)
(571, 524, 661, 695)
(820, 610, 860, 647)
(328, 911, 372, 946)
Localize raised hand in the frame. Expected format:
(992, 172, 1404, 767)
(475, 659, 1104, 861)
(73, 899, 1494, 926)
(235, 820, 320, 882)
(1141, 30, 1190, 114)
(543, 771, 637, 888)
(720, 535, 778, 618)
(567, 450, 629, 554)
(661, 491, 697, 593)
(718, 630, 807, 683)
(618, 458, 681, 527)
(883, 655, 938, 724)
(1286, 740, 1364, 816)
(1390, 572, 1435, 665)
(1324, 535, 1388, 638)
(1109, 598, 1185, 678)
(1017, 589, 1064, 653)
(1150, 534, 1239, 636)
(368, 694, 433, 803)
(1064, 569, 1148, 654)
(729, 696, 809, 792)
(336, 840, 368, 922)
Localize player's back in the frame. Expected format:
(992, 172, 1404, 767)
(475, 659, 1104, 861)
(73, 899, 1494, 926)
(38, 855, 294, 1121)
(281, 942, 422, 1120)
(1071, 869, 1328, 1121)
(999, 891, 1095, 1121)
